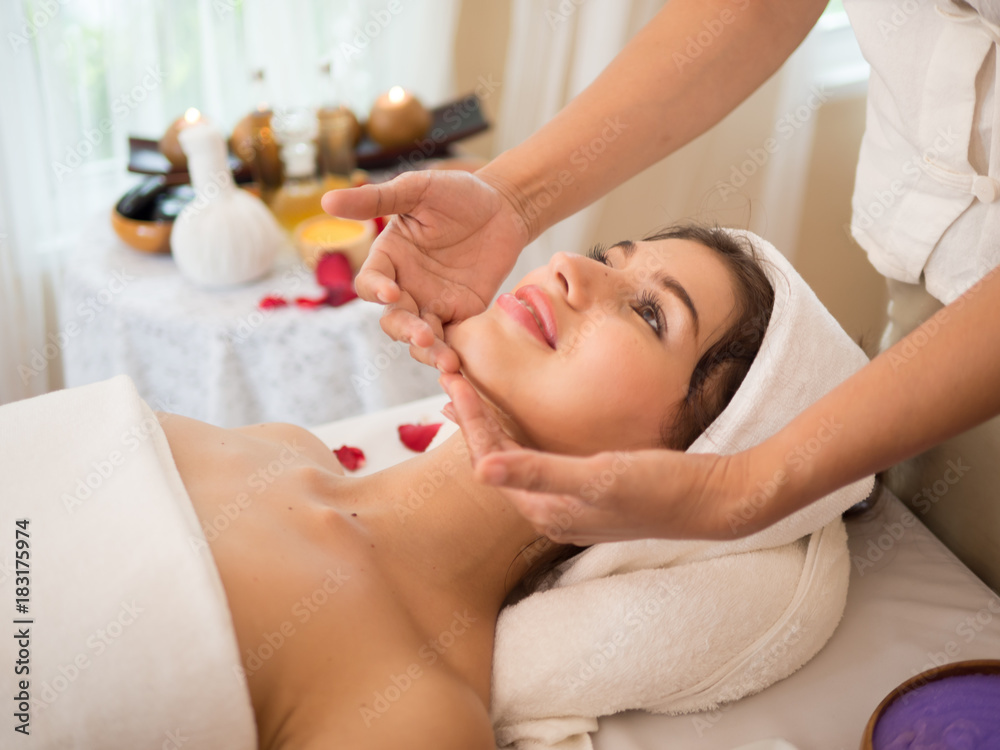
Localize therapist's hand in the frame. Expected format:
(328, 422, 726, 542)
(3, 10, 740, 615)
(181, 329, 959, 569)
(321, 170, 529, 373)
(440, 373, 749, 544)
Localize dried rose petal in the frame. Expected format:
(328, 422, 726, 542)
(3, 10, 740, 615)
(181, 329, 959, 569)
(294, 295, 328, 309)
(398, 422, 443, 453)
(316, 251, 354, 288)
(259, 295, 288, 310)
(333, 445, 366, 471)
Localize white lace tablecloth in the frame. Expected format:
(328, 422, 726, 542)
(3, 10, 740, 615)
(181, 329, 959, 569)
(57, 220, 440, 428)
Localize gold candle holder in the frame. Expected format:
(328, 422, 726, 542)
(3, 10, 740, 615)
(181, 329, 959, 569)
(159, 108, 203, 171)
(367, 86, 431, 149)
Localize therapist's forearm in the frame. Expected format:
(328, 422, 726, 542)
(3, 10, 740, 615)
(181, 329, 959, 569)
(477, 0, 827, 243)
(731, 265, 1000, 534)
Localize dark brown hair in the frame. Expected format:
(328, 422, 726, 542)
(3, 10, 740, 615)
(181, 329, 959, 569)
(504, 223, 776, 602)
(648, 224, 775, 449)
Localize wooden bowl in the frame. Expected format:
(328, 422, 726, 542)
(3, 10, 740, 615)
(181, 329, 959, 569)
(860, 659, 1000, 749)
(110, 207, 173, 254)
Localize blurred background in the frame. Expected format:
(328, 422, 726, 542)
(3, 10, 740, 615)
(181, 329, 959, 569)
(0, 0, 884, 413)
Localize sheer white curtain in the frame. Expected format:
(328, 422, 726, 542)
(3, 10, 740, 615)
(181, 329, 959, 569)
(496, 0, 666, 289)
(0, 0, 459, 406)
(494, 0, 850, 289)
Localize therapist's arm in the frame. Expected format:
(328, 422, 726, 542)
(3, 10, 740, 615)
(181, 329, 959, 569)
(449, 265, 1000, 543)
(736, 263, 1000, 535)
(478, 0, 828, 242)
(328, 0, 828, 367)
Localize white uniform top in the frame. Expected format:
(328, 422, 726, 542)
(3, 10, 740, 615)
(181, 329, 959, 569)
(845, 0, 1000, 304)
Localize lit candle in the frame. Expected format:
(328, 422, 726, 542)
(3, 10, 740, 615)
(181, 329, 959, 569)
(159, 108, 204, 170)
(367, 86, 432, 148)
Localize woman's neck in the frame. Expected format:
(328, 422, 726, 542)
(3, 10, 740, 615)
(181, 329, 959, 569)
(344, 431, 553, 618)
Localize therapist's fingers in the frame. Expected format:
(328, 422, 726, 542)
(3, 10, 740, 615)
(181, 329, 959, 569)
(440, 373, 514, 462)
(476, 450, 653, 544)
(355, 247, 401, 305)
(502, 490, 624, 546)
(321, 172, 428, 221)
(380, 304, 435, 349)
(479, 448, 734, 542)
(476, 450, 608, 496)
(411, 338, 461, 373)
(419, 312, 461, 373)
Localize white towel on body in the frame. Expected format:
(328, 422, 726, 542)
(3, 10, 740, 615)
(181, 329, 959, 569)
(0, 375, 257, 749)
(491, 229, 874, 749)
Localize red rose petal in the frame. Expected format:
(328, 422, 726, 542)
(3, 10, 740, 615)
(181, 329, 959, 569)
(333, 445, 366, 471)
(316, 251, 354, 289)
(373, 216, 387, 236)
(259, 295, 288, 310)
(326, 286, 358, 307)
(398, 422, 443, 452)
(294, 295, 328, 309)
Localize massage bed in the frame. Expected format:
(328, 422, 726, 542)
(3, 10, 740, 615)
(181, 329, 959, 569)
(2, 376, 996, 749)
(311, 393, 1000, 750)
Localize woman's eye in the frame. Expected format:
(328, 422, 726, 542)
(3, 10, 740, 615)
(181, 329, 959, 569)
(635, 291, 665, 337)
(638, 305, 660, 333)
(586, 244, 610, 265)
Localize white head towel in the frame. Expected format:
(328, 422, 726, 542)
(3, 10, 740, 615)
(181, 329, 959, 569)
(491, 229, 874, 749)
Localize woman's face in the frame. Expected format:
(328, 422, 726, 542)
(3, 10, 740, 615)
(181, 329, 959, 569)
(445, 238, 739, 455)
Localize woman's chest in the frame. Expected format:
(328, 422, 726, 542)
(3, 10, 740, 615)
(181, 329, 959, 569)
(156, 412, 464, 743)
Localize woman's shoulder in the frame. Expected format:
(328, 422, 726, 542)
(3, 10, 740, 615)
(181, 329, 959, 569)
(229, 419, 347, 476)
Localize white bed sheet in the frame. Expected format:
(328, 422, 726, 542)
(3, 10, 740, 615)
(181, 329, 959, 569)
(310, 394, 1000, 750)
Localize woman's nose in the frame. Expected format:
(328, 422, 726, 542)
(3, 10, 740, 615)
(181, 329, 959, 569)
(548, 251, 604, 310)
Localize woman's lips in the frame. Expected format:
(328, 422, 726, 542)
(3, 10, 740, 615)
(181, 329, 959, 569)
(496, 286, 557, 349)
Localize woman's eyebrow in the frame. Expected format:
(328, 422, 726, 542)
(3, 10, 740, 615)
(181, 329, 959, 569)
(656, 272, 700, 337)
(612, 240, 700, 336)
(610, 240, 636, 258)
